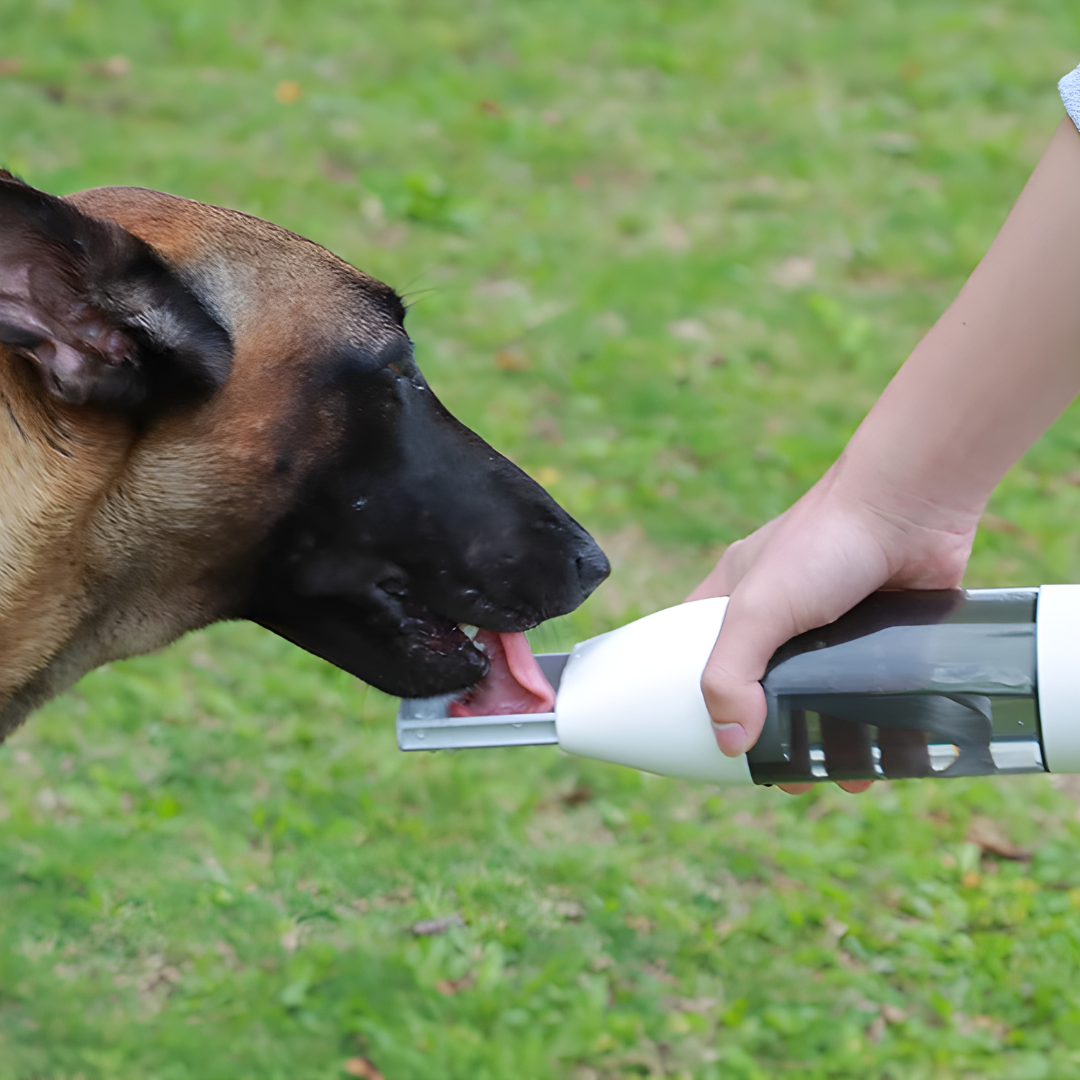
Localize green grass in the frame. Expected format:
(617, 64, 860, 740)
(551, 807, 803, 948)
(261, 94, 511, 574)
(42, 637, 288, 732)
(3, 0, 1080, 1076)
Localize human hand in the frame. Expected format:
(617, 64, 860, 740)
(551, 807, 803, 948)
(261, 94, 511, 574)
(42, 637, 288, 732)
(687, 460, 980, 794)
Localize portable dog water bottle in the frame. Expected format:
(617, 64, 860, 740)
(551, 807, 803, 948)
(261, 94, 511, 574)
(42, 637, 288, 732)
(397, 586, 1080, 785)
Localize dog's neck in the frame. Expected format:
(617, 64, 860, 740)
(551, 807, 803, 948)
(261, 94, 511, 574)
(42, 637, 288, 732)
(0, 350, 274, 741)
(0, 356, 135, 731)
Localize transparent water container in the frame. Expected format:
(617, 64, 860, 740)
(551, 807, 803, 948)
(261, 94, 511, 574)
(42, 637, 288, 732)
(746, 588, 1044, 784)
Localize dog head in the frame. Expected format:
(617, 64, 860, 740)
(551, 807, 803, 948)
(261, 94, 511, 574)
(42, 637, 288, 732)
(0, 173, 607, 731)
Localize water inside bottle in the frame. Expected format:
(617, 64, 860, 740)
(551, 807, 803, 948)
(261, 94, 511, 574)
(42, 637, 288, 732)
(746, 588, 1045, 784)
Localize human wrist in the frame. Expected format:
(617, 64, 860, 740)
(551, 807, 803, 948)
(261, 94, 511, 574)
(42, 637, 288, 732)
(817, 451, 981, 588)
(830, 416, 989, 536)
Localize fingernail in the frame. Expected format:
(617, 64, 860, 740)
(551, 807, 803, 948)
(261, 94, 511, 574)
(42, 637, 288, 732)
(712, 722, 747, 757)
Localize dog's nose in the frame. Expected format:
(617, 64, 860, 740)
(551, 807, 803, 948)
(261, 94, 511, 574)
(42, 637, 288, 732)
(574, 541, 610, 597)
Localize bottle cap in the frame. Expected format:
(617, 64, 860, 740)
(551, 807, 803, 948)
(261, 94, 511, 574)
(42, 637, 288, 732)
(1037, 584, 1080, 772)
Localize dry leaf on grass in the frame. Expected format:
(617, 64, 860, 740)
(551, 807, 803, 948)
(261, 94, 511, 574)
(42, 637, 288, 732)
(561, 783, 593, 806)
(668, 996, 719, 1014)
(102, 55, 131, 77)
(642, 959, 677, 985)
(344, 1058, 384, 1080)
(554, 899, 585, 920)
(966, 815, 1031, 861)
(275, 80, 302, 104)
(495, 349, 530, 372)
(410, 912, 464, 936)
(435, 972, 476, 995)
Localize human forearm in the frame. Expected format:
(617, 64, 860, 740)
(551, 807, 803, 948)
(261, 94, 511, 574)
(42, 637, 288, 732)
(692, 113, 1080, 763)
(839, 116, 1080, 528)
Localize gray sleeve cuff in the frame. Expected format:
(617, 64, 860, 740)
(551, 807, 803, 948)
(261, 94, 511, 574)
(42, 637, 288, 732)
(1061, 66, 1080, 133)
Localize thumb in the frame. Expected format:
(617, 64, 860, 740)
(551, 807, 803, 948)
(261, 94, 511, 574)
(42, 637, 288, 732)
(700, 583, 804, 757)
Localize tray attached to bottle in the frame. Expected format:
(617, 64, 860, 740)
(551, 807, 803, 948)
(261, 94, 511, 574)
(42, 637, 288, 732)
(397, 653, 569, 751)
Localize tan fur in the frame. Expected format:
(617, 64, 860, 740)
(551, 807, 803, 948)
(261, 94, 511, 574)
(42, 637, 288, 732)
(0, 186, 392, 738)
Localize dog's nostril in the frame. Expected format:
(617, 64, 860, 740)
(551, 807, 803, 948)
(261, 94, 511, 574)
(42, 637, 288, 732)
(574, 543, 610, 596)
(377, 577, 408, 597)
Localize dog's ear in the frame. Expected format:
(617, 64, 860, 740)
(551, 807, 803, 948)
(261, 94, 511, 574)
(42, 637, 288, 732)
(0, 170, 232, 411)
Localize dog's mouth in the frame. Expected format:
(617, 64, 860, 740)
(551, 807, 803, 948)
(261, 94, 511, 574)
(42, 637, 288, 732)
(246, 543, 570, 702)
(403, 601, 556, 714)
(446, 628, 556, 716)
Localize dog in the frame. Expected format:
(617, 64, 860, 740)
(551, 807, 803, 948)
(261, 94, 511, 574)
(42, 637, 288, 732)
(0, 172, 609, 741)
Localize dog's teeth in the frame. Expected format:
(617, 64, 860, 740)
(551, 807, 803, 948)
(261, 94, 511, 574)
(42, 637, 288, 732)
(459, 624, 479, 640)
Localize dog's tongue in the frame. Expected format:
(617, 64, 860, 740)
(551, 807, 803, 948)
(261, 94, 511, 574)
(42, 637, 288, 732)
(449, 630, 556, 717)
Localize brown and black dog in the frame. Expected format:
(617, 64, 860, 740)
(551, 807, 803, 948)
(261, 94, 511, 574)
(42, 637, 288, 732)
(0, 173, 608, 741)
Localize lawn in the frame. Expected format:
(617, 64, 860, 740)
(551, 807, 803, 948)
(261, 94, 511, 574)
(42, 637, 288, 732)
(3, 1, 1080, 1077)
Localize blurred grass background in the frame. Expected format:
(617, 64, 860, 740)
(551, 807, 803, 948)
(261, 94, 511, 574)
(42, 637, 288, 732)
(2, 1, 1080, 1077)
